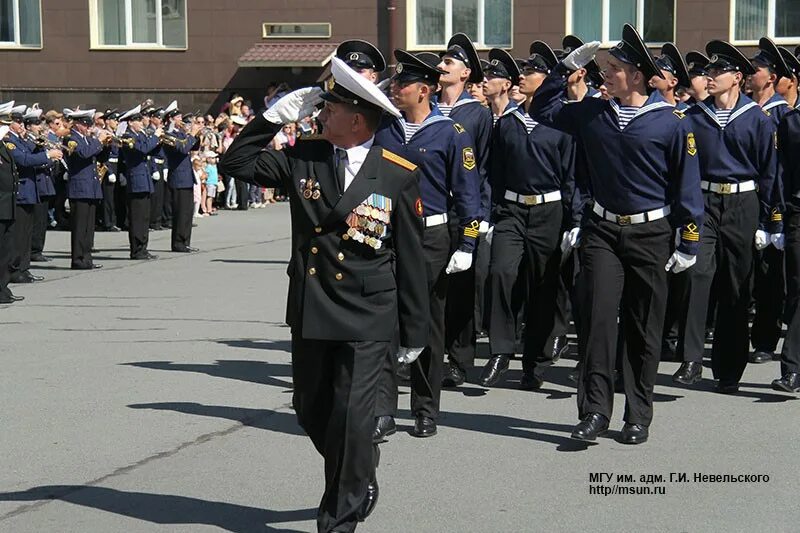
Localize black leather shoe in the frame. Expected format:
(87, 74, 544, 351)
(620, 423, 649, 445)
(23, 272, 44, 282)
(372, 416, 396, 443)
(9, 274, 33, 283)
(673, 361, 702, 385)
(172, 246, 199, 253)
(30, 254, 51, 262)
(442, 363, 466, 387)
(749, 350, 774, 364)
(0, 293, 23, 304)
(358, 480, 379, 521)
(551, 335, 569, 362)
(570, 412, 609, 441)
(772, 373, 800, 393)
(396, 362, 411, 381)
(149, 225, 163, 231)
(412, 416, 437, 438)
(705, 328, 714, 344)
(716, 381, 739, 394)
(92, 264, 103, 269)
(479, 354, 510, 387)
(131, 253, 158, 260)
(519, 370, 543, 391)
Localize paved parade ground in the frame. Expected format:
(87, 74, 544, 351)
(1, 204, 798, 533)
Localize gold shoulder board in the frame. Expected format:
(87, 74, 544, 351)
(382, 149, 417, 171)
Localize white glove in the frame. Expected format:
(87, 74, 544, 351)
(445, 250, 473, 274)
(108, 174, 117, 183)
(263, 87, 324, 125)
(563, 41, 601, 71)
(163, 169, 169, 181)
(770, 233, 785, 250)
(479, 221, 490, 234)
(755, 230, 770, 250)
(485, 225, 494, 246)
(560, 227, 581, 253)
(665, 251, 697, 273)
(397, 346, 424, 364)
(152, 171, 161, 181)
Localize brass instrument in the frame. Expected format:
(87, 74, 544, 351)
(27, 133, 68, 171)
(100, 133, 135, 149)
(96, 161, 108, 182)
(160, 133, 179, 147)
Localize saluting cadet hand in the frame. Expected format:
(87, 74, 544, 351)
(263, 87, 324, 125)
(665, 251, 697, 273)
(770, 233, 785, 250)
(754, 229, 770, 250)
(445, 250, 473, 274)
(397, 347, 424, 364)
(563, 41, 601, 71)
(560, 227, 581, 253)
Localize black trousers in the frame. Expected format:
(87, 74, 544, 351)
(474, 231, 491, 332)
(162, 184, 173, 226)
(375, 329, 400, 418)
(576, 215, 671, 426)
(677, 192, 759, 383)
(100, 179, 116, 229)
(0, 220, 14, 297)
(291, 336, 384, 533)
(444, 219, 476, 371)
(128, 192, 151, 259)
(31, 200, 49, 256)
(150, 178, 165, 229)
(70, 199, 97, 268)
(751, 245, 785, 352)
(53, 172, 69, 227)
(780, 208, 800, 374)
(410, 224, 451, 419)
(9, 203, 35, 276)
(236, 179, 249, 210)
(488, 201, 563, 374)
(114, 181, 128, 230)
(171, 188, 194, 250)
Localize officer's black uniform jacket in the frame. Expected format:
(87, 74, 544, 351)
(0, 141, 18, 221)
(220, 114, 429, 346)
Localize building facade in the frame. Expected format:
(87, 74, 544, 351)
(0, 0, 798, 112)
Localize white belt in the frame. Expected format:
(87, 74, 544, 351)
(700, 180, 756, 194)
(424, 213, 448, 228)
(504, 189, 561, 206)
(593, 202, 671, 226)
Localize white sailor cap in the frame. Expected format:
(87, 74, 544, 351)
(0, 100, 16, 124)
(9, 104, 27, 120)
(321, 57, 401, 118)
(163, 100, 179, 119)
(24, 107, 43, 121)
(119, 105, 143, 122)
(66, 108, 96, 124)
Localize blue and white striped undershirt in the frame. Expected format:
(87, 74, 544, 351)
(437, 104, 453, 117)
(617, 106, 639, 129)
(715, 108, 733, 129)
(403, 122, 422, 143)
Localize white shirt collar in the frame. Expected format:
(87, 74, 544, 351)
(334, 136, 374, 190)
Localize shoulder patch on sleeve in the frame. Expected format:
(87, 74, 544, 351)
(462, 147, 476, 170)
(453, 123, 466, 134)
(5, 142, 15, 151)
(673, 109, 685, 119)
(382, 148, 417, 171)
(687, 132, 697, 156)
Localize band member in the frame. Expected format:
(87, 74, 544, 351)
(0, 100, 24, 304)
(220, 58, 428, 533)
(27, 108, 59, 262)
(98, 109, 121, 232)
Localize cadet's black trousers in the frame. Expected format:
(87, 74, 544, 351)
(171, 188, 194, 251)
(100, 179, 116, 229)
(70, 199, 97, 269)
(150, 177, 165, 229)
(488, 201, 563, 374)
(576, 215, 671, 426)
(375, 328, 400, 418)
(677, 192, 759, 383)
(127, 192, 151, 259)
(0, 220, 14, 297)
(410, 224, 451, 419)
(291, 336, 384, 533)
(779, 208, 800, 374)
(9, 203, 35, 276)
(751, 245, 785, 352)
(31, 200, 50, 256)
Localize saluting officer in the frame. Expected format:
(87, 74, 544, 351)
(435, 34, 494, 388)
(375, 50, 481, 438)
(479, 45, 575, 390)
(220, 58, 428, 533)
(529, 25, 703, 444)
(673, 41, 780, 392)
(0, 101, 24, 304)
(63, 109, 109, 270)
(118, 105, 160, 260)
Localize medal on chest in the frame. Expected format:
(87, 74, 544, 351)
(344, 193, 392, 250)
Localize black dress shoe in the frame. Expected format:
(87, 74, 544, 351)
(23, 272, 44, 282)
(571, 412, 609, 441)
(9, 274, 34, 284)
(442, 363, 466, 387)
(131, 253, 158, 260)
(0, 294, 23, 304)
(92, 264, 103, 269)
(358, 480, 379, 521)
(373, 416, 396, 443)
(479, 354, 510, 387)
(150, 225, 163, 231)
(519, 370, 543, 391)
(749, 350, 774, 364)
(551, 335, 569, 362)
(396, 362, 411, 381)
(30, 254, 51, 262)
(716, 381, 739, 394)
(412, 416, 437, 438)
(620, 423, 649, 445)
(673, 361, 702, 385)
(772, 373, 800, 393)
(705, 328, 715, 344)
(172, 246, 199, 253)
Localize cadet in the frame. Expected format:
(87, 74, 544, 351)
(673, 41, 780, 392)
(220, 58, 428, 533)
(480, 44, 575, 390)
(0, 101, 23, 304)
(337, 39, 386, 83)
(375, 50, 481, 438)
(777, 47, 799, 109)
(651, 43, 691, 108)
(162, 101, 202, 253)
(480, 48, 519, 121)
(435, 33, 493, 388)
(529, 25, 703, 444)
(685, 51, 711, 105)
(118, 105, 160, 260)
(26, 108, 59, 263)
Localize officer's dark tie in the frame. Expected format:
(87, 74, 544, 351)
(335, 148, 348, 194)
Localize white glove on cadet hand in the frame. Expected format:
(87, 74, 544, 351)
(485, 225, 494, 245)
(397, 347, 424, 364)
(479, 221, 490, 234)
(560, 227, 581, 253)
(754, 229, 770, 250)
(445, 250, 473, 274)
(563, 41, 602, 71)
(108, 174, 117, 184)
(263, 87, 324, 125)
(665, 251, 697, 273)
(770, 233, 785, 250)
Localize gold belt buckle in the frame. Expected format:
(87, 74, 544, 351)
(524, 195, 540, 206)
(616, 215, 631, 225)
(719, 183, 732, 194)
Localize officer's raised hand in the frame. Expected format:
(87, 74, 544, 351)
(264, 87, 324, 125)
(561, 41, 601, 72)
(445, 250, 473, 274)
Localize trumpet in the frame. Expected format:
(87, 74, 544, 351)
(100, 133, 135, 149)
(27, 133, 69, 171)
(160, 133, 180, 147)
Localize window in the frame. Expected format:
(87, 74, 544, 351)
(408, 0, 512, 49)
(0, 0, 41, 48)
(731, 0, 800, 44)
(568, 0, 674, 45)
(262, 23, 331, 39)
(91, 0, 187, 49)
